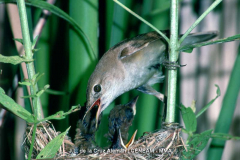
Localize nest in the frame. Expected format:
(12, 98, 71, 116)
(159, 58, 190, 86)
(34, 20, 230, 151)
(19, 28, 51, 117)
(23, 121, 75, 159)
(23, 122, 185, 160)
(61, 122, 185, 160)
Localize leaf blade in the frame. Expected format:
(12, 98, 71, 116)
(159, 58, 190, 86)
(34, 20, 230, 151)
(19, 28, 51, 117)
(0, 87, 34, 123)
(0, 54, 33, 65)
(36, 127, 71, 159)
(180, 104, 197, 133)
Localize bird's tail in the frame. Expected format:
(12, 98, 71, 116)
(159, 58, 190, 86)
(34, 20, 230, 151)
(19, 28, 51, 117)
(180, 31, 218, 47)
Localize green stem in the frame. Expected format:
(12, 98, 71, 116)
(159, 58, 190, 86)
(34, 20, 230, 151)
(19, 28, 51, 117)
(179, 0, 222, 45)
(16, 0, 42, 119)
(113, 0, 169, 43)
(207, 45, 240, 159)
(166, 0, 179, 123)
(28, 124, 37, 160)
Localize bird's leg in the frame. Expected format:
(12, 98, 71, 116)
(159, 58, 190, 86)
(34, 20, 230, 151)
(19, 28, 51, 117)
(163, 60, 187, 70)
(136, 85, 165, 102)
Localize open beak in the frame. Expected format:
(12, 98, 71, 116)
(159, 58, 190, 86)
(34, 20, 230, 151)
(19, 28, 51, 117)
(125, 130, 137, 148)
(128, 96, 139, 115)
(83, 98, 101, 128)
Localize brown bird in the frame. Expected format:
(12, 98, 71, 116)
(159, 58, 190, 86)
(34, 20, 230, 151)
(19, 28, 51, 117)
(106, 96, 138, 148)
(85, 31, 217, 126)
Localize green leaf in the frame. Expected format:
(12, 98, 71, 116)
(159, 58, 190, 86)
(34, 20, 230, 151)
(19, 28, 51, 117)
(196, 85, 221, 118)
(211, 133, 240, 140)
(13, 38, 23, 44)
(45, 89, 68, 95)
(0, 54, 33, 65)
(41, 105, 81, 122)
(36, 127, 71, 159)
(0, 0, 96, 62)
(21, 95, 36, 99)
(32, 72, 40, 80)
(183, 48, 194, 53)
(32, 35, 39, 49)
(32, 48, 40, 53)
(215, 84, 221, 96)
(180, 104, 197, 133)
(0, 87, 34, 123)
(179, 34, 240, 52)
(36, 84, 50, 97)
(42, 111, 65, 121)
(34, 73, 44, 84)
(182, 129, 213, 160)
(19, 81, 32, 86)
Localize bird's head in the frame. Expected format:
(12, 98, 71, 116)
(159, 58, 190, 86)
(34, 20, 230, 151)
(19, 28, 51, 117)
(84, 61, 125, 128)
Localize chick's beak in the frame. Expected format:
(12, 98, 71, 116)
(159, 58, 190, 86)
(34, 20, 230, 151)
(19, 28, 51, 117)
(128, 96, 139, 115)
(84, 98, 102, 128)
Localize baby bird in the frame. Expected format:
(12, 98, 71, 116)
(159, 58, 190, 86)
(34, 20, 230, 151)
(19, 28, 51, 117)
(74, 105, 102, 153)
(106, 96, 138, 149)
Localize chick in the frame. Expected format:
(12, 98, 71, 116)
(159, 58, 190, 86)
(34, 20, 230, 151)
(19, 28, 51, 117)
(106, 96, 138, 149)
(74, 105, 102, 153)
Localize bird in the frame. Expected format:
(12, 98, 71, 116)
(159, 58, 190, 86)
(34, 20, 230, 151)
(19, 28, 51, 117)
(74, 105, 102, 153)
(110, 129, 138, 149)
(105, 96, 138, 148)
(84, 31, 218, 126)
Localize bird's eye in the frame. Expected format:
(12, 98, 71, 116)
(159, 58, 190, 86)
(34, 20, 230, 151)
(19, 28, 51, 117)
(93, 84, 101, 93)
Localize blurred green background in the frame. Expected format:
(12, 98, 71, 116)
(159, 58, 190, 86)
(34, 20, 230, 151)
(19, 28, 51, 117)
(0, 0, 239, 160)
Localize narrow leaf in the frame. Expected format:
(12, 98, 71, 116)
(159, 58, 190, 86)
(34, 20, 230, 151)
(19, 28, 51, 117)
(32, 48, 40, 53)
(211, 133, 240, 140)
(22, 95, 36, 98)
(215, 84, 221, 96)
(36, 84, 50, 97)
(0, 87, 34, 123)
(19, 81, 32, 86)
(13, 38, 23, 44)
(179, 34, 240, 52)
(32, 35, 39, 49)
(196, 85, 221, 118)
(41, 105, 81, 122)
(0, 54, 33, 65)
(36, 127, 71, 159)
(34, 73, 45, 84)
(32, 72, 39, 80)
(183, 48, 194, 53)
(45, 89, 68, 95)
(180, 104, 197, 133)
(41, 111, 65, 121)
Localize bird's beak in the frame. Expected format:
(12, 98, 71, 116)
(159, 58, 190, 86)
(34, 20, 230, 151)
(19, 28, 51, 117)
(83, 98, 101, 128)
(128, 96, 139, 115)
(125, 130, 138, 148)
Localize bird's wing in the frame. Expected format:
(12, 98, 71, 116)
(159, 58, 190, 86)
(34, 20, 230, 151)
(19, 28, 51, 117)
(118, 31, 163, 59)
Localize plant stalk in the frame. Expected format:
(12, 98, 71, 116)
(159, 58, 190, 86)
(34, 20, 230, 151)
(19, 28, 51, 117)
(16, 0, 42, 119)
(179, 0, 222, 44)
(113, 0, 169, 43)
(207, 45, 240, 160)
(166, 0, 179, 122)
(27, 124, 37, 160)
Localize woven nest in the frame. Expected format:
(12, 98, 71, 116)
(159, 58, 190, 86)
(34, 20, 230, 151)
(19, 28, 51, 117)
(23, 121, 75, 159)
(61, 123, 185, 160)
(24, 122, 185, 160)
